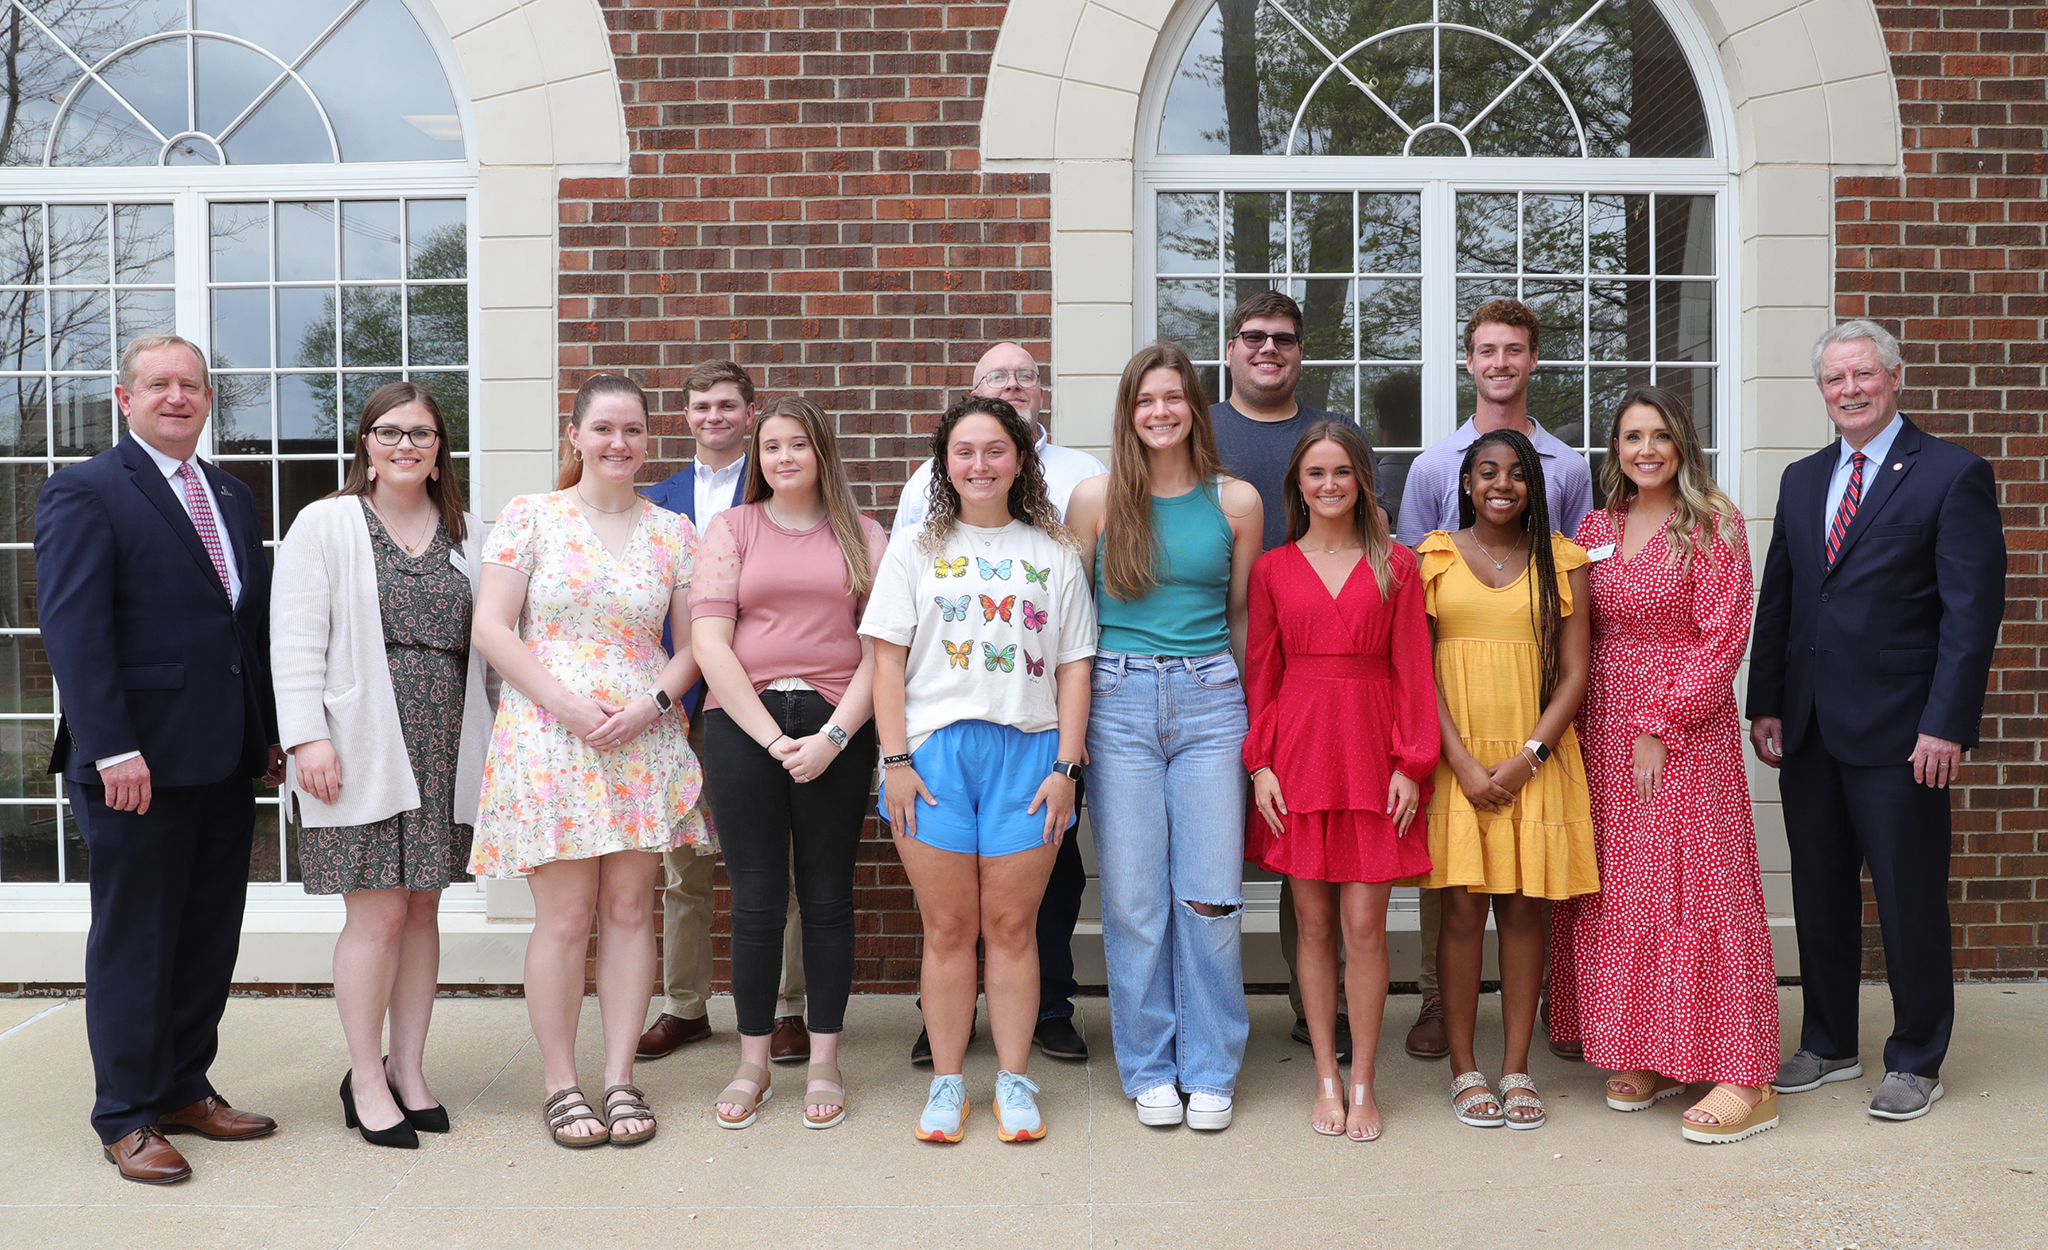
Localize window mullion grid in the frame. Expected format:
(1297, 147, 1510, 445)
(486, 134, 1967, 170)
(1418, 181, 1458, 447)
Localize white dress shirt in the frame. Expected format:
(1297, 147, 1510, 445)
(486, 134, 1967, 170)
(98, 439, 247, 771)
(1822, 412, 1905, 537)
(694, 455, 747, 532)
(889, 424, 1106, 537)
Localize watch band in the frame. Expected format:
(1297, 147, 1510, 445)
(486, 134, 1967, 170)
(823, 724, 849, 749)
(1522, 738, 1551, 764)
(1051, 760, 1082, 780)
(650, 688, 674, 716)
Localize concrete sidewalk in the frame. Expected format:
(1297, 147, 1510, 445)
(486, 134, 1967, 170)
(0, 985, 2041, 1249)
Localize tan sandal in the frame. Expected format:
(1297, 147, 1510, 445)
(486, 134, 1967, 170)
(715, 1062, 773, 1129)
(1606, 1069, 1687, 1112)
(803, 1062, 846, 1130)
(1499, 1072, 1545, 1130)
(542, 1086, 609, 1148)
(1449, 1071, 1503, 1127)
(1681, 1085, 1779, 1144)
(1311, 1076, 1346, 1136)
(603, 1083, 657, 1147)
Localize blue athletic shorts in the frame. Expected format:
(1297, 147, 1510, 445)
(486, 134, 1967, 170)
(877, 719, 1072, 857)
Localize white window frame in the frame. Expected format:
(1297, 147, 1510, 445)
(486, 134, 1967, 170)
(0, 0, 483, 910)
(1133, 0, 1742, 499)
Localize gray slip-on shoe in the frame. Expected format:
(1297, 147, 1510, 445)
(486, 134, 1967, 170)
(1772, 1049, 1864, 1093)
(1868, 1071, 1944, 1121)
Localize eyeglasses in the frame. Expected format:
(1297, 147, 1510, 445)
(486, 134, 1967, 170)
(367, 425, 441, 448)
(976, 369, 1039, 389)
(1234, 330, 1302, 351)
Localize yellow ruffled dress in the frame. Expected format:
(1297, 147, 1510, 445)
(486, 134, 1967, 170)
(1414, 531, 1597, 899)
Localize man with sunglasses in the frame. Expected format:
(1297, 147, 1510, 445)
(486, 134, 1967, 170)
(890, 340, 1105, 1066)
(1209, 289, 1384, 1061)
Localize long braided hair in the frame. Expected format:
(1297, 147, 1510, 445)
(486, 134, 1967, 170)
(1457, 427, 1563, 706)
(916, 395, 1073, 553)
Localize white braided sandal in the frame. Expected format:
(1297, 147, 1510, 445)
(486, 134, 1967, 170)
(1498, 1072, 1546, 1130)
(1449, 1071, 1504, 1127)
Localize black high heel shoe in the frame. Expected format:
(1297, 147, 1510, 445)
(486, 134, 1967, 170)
(341, 1071, 420, 1149)
(383, 1056, 450, 1133)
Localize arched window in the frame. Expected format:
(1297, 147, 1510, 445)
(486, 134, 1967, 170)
(0, 0, 474, 890)
(1141, 0, 1731, 502)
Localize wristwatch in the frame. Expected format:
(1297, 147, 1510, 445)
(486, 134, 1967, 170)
(1051, 760, 1083, 781)
(650, 688, 675, 717)
(1522, 738, 1551, 766)
(823, 724, 849, 749)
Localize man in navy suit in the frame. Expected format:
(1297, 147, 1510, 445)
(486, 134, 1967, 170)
(634, 359, 809, 1064)
(36, 334, 286, 1182)
(1747, 319, 2005, 1121)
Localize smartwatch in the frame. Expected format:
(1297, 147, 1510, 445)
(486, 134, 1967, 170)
(1522, 738, 1551, 765)
(1051, 760, 1083, 781)
(650, 688, 675, 717)
(823, 724, 849, 749)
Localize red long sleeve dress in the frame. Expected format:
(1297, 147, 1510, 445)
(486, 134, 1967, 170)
(1547, 510, 1779, 1085)
(1242, 543, 1440, 883)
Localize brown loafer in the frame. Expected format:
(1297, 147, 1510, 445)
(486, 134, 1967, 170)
(1405, 994, 1450, 1060)
(768, 1015, 811, 1065)
(103, 1125, 192, 1184)
(159, 1094, 277, 1141)
(636, 1012, 712, 1059)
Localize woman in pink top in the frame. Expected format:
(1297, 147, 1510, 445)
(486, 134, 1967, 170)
(692, 396, 889, 1131)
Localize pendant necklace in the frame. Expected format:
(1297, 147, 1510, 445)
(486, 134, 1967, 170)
(1473, 531, 1524, 571)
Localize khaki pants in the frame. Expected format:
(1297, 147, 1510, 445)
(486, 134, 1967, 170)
(658, 845, 804, 1021)
(1280, 882, 1441, 1016)
(659, 713, 804, 1022)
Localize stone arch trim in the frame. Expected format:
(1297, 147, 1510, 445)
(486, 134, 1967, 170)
(980, 0, 1902, 485)
(422, 0, 631, 511)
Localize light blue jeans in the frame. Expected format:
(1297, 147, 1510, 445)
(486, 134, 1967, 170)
(1086, 650, 1250, 1099)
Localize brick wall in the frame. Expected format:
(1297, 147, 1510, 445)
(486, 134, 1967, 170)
(560, 1, 1052, 993)
(1836, 2, 2046, 978)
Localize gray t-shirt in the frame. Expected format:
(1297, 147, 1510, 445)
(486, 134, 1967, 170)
(1210, 401, 1378, 551)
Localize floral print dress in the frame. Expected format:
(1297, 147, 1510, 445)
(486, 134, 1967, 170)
(468, 492, 708, 877)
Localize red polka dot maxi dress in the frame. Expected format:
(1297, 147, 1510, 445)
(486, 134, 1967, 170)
(1547, 509, 1779, 1085)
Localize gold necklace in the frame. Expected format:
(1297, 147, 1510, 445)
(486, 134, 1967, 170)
(370, 500, 434, 555)
(575, 486, 638, 515)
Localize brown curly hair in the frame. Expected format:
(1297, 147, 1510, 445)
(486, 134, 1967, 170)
(916, 395, 1074, 553)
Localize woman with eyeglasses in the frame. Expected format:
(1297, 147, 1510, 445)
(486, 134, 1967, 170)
(274, 382, 497, 1149)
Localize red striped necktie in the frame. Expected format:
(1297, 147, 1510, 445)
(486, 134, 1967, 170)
(177, 461, 233, 595)
(1825, 451, 1865, 567)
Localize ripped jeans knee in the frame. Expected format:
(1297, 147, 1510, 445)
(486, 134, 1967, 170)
(1181, 897, 1242, 919)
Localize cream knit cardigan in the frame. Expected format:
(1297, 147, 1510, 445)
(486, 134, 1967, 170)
(271, 495, 495, 829)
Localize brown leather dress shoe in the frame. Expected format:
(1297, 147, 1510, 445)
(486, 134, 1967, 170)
(1405, 994, 1450, 1060)
(159, 1094, 278, 1141)
(768, 1015, 811, 1065)
(104, 1125, 192, 1184)
(636, 1012, 712, 1059)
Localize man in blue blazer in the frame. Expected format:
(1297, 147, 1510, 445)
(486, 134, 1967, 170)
(36, 334, 286, 1182)
(634, 359, 808, 1064)
(1747, 320, 2005, 1121)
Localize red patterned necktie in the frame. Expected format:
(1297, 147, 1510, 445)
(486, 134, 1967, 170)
(177, 461, 232, 595)
(1825, 451, 1865, 567)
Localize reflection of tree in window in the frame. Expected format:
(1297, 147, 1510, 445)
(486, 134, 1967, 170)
(1172, 0, 1709, 159)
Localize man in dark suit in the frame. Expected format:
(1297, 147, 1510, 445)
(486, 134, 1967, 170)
(633, 359, 809, 1065)
(1747, 319, 2005, 1121)
(37, 334, 285, 1183)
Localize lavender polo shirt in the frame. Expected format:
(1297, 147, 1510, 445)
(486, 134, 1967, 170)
(1393, 417, 1596, 547)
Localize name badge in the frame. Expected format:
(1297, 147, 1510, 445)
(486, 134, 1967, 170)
(449, 548, 471, 576)
(1584, 543, 1616, 562)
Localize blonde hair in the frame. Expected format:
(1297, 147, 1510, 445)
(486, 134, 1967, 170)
(745, 396, 874, 597)
(1599, 386, 1740, 572)
(1101, 343, 1220, 602)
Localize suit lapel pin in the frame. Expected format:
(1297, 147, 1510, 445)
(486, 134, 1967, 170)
(1892, 463, 1902, 471)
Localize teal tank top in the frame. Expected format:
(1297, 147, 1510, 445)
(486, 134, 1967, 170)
(1094, 482, 1234, 657)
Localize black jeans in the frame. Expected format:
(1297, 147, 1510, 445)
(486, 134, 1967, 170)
(704, 691, 878, 1036)
(1035, 777, 1087, 1020)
